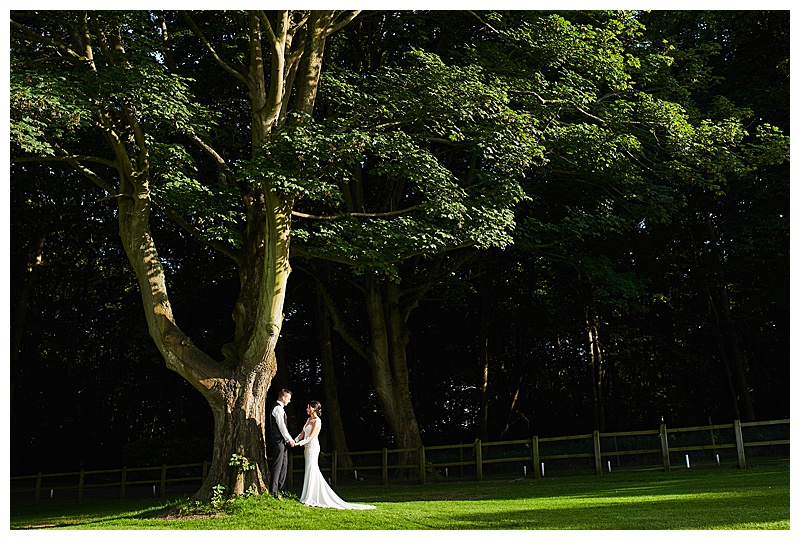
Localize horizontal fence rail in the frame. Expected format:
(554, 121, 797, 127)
(11, 419, 788, 505)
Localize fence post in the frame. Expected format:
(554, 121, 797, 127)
(382, 447, 389, 485)
(659, 424, 671, 472)
(531, 436, 541, 479)
(592, 430, 603, 476)
(708, 417, 717, 460)
(34, 472, 42, 506)
(158, 464, 167, 497)
(331, 450, 338, 487)
(475, 439, 483, 482)
(77, 469, 85, 502)
(733, 419, 747, 470)
(419, 446, 426, 485)
(120, 466, 127, 500)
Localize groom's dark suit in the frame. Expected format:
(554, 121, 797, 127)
(269, 401, 291, 497)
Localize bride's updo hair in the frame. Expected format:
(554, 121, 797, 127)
(309, 401, 322, 418)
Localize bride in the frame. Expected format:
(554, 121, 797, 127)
(293, 401, 376, 510)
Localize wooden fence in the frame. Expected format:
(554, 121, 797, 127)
(10, 418, 789, 505)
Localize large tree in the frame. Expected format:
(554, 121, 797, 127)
(284, 42, 539, 451)
(10, 9, 359, 501)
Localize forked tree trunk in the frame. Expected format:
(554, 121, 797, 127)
(116, 170, 292, 499)
(363, 276, 424, 453)
(317, 272, 425, 456)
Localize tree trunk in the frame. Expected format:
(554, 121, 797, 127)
(273, 333, 293, 395)
(116, 164, 292, 499)
(315, 272, 422, 459)
(705, 218, 755, 421)
(318, 254, 473, 456)
(11, 232, 46, 364)
(707, 292, 742, 420)
(586, 308, 605, 432)
(476, 275, 490, 442)
(10, 231, 48, 470)
(316, 281, 354, 469)
(199, 364, 273, 500)
(363, 276, 423, 452)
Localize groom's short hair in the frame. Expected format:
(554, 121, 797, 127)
(279, 388, 292, 398)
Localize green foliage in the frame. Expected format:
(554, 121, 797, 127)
(244, 119, 364, 201)
(151, 154, 243, 247)
(579, 255, 646, 310)
(9, 68, 96, 155)
(210, 485, 229, 512)
(228, 453, 255, 472)
(496, 11, 644, 94)
(279, 49, 538, 276)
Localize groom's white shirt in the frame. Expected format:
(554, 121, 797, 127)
(272, 402, 293, 443)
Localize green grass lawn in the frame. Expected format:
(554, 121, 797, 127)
(9, 465, 789, 530)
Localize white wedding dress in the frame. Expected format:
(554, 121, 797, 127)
(295, 418, 375, 510)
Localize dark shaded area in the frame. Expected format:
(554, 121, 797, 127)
(9, 10, 788, 476)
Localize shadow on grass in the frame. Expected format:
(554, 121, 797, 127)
(10, 498, 183, 530)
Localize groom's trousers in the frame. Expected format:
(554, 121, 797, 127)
(269, 438, 289, 496)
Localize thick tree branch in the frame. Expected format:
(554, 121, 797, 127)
(326, 10, 361, 36)
(10, 19, 83, 63)
(122, 105, 150, 177)
(291, 206, 419, 220)
(67, 158, 119, 196)
(13, 150, 120, 195)
(256, 10, 289, 128)
(88, 16, 118, 67)
(187, 133, 234, 184)
(11, 153, 117, 169)
(304, 268, 371, 362)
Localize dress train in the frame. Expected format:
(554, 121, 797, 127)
(296, 418, 375, 510)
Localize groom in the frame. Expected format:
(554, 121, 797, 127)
(268, 388, 295, 498)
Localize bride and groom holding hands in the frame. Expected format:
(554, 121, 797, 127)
(268, 388, 375, 510)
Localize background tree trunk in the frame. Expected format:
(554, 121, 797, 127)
(363, 277, 424, 453)
(586, 316, 605, 432)
(476, 275, 490, 443)
(705, 218, 755, 421)
(316, 281, 354, 469)
(10, 232, 48, 471)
